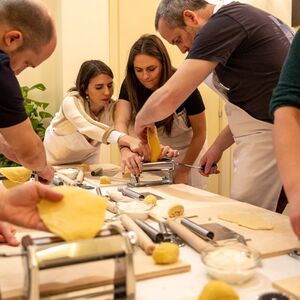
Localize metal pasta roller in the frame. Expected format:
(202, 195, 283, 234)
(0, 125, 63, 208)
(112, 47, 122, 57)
(128, 160, 175, 187)
(22, 225, 136, 300)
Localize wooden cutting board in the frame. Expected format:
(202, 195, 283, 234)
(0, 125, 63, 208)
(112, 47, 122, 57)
(0, 243, 190, 300)
(272, 275, 300, 299)
(138, 185, 300, 258)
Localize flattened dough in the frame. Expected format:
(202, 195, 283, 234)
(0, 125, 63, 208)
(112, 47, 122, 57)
(38, 186, 108, 241)
(218, 213, 273, 230)
(0, 166, 32, 183)
(147, 126, 161, 162)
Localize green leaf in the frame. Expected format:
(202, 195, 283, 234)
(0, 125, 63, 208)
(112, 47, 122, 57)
(39, 111, 53, 119)
(27, 83, 46, 92)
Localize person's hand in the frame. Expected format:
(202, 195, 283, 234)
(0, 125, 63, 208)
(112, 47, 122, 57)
(36, 164, 55, 184)
(0, 181, 63, 231)
(0, 222, 19, 247)
(173, 167, 189, 185)
(289, 199, 300, 239)
(119, 135, 151, 161)
(120, 147, 143, 176)
(159, 145, 179, 159)
(199, 145, 222, 177)
(134, 121, 154, 144)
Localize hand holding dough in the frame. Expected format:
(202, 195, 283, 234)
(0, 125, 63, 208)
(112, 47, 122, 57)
(38, 186, 107, 241)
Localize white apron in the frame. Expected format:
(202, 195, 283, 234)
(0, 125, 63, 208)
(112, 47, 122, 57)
(205, 72, 281, 211)
(158, 109, 208, 190)
(44, 126, 101, 165)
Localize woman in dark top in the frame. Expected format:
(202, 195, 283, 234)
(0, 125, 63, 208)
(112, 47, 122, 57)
(115, 34, 208, 188)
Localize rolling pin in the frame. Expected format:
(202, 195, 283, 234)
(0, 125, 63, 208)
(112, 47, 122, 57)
(75, 168, 84, 183)
(120, 214, 155, 255)
(167, 218, 215, 253)
(106, 200, 118, 214)
(107, 191, 133, 202)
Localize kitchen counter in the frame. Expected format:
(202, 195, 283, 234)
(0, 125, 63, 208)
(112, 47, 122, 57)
(0, 168, 299, 299)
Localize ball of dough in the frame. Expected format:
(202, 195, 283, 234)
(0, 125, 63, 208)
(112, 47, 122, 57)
(144, 194, 157, 206)
(79, 163, 90, 172)
(152, 242, 179, 264)
(99, 175, 111, 184)
(168, 204, 184, 218)
(198, 280, 239, 300)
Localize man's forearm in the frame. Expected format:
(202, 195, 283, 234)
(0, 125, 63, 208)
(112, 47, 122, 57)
(212, 125, 234, 152)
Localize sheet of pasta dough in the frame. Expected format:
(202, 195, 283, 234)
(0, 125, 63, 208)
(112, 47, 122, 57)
(38, 186, 107, 241)
(218, 213, 273, 230)
(0, 166, 32, 182)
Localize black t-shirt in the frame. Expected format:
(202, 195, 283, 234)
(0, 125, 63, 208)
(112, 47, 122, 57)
(0, 50, 28, 128)
(119, 80, 205, 118)
(187, 2, 293, 123)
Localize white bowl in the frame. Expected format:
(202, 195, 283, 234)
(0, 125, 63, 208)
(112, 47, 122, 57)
(201, 242, 261, 284)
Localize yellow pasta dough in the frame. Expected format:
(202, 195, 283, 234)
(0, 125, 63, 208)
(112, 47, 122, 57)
(0, 166, 32, 183)
(218, 213, 273, 230)
(198, 280, 239, 300)
(100, 175, 111, 184)
(144, 194, 158, 206)
(147, 127, 161, 162)
(152, 242, 179, 264)
(38, 186, 108, 241)
(168, 204, 184, 218)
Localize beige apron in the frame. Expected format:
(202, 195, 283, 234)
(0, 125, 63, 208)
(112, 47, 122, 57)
(204, 72, 281, 211)
(45, 100, 115, 165)
(44, 127, 101, 165)
(158, 109, 208, 190)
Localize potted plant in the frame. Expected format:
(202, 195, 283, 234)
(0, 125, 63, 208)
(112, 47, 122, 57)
(0, 83, 53, 167)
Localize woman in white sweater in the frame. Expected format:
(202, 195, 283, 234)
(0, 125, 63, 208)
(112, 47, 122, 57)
(44, 60, 150, 165)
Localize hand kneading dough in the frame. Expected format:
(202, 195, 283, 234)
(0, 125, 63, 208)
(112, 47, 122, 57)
(218, 213, 273, 230)
(147, 127, 161, 162)
(168, 204, 184, 218)
(0, 166, 32, 183)
(152, 242, 179, 264)
(100, 175, 111, 184)
(38, 186, 107, 241)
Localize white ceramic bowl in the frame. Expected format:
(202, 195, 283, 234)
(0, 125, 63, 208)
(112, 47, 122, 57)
(201, 242, 261, 284)
(117, 201, 153, 220)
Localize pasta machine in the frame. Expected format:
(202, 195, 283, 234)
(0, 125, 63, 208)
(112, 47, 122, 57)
(21, 225, 136, 300)
(128, 160, 175, 187)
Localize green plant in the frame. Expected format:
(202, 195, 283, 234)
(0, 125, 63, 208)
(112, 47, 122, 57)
(0, 83, 53, 167)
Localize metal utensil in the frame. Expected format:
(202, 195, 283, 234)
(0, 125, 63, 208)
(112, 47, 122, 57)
(159, 222, 185, 247)
(181, 218, 215, 240)
(134, 219, 164, 243)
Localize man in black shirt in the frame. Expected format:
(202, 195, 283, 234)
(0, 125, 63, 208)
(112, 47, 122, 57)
(0, 0, 62, 245)
(135, 0, 293, 212)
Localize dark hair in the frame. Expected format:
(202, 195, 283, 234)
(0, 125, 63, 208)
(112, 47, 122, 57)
(125, 34, 174, 135)
(0, 0, 55, 52)
(155, 0, 208, 29)
(69, 60, 114, 100)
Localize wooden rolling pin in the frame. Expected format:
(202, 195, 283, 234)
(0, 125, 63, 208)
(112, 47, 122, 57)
(106, 200, 118, 214)
(167, 218, 215, 252)
(107, 191, 133, 202)
(75, 168, 84, 183)
(120, 214, 155, 255)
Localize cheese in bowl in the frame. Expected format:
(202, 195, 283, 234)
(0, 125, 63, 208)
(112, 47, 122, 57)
(201, 242, 261, 284)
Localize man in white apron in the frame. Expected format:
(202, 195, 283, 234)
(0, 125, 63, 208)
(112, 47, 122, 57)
(134, 0, 293, 211)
